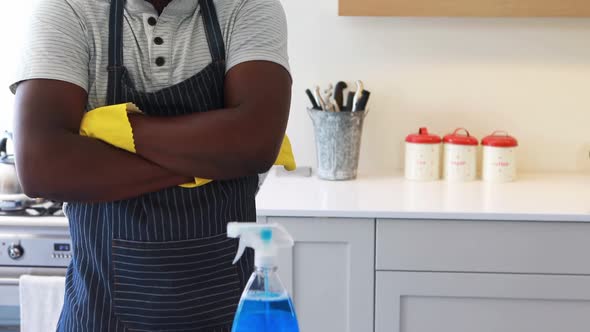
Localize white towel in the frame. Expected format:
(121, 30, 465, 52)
(19, 275, 66, 332)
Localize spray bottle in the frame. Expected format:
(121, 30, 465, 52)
(228, 222, 300, 332)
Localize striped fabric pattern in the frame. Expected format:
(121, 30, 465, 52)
(112, 235, 242, 330)
(11, 0, 290, 111)
(55, 0, 259, 330)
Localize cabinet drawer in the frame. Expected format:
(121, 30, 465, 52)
(377, 219, 590, 274)
(376, 271, 590, 332)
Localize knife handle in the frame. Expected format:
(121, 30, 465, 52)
(355, 90, 371, 111)
(306, 89, 320, 110)
(333, 81, 347, 110)
(344, 91, 355, 111)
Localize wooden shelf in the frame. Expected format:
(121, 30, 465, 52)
(339, 0, 590, 17)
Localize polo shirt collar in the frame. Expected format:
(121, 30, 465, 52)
(123, 0, 199, 16)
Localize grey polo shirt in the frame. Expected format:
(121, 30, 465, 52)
(11, 0, 290, 111)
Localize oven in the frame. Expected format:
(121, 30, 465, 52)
(0, 216, 70, 331)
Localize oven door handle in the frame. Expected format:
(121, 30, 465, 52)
(0, 277, 19, 286)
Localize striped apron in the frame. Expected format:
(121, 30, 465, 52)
(56, 0, 257, 330)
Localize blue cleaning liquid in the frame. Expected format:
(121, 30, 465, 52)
(232, 292, 299, 332)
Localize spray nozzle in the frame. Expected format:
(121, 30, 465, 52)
(227, 223, 294, 268)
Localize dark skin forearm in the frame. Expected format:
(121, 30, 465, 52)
(130, 61, 292, 180)
(14, 62, 290, 200)
(14, 80, 191, 203)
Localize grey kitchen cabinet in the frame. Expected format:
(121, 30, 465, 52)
(253, 216, 590, 331)
(376, 219, 590, 332)
(266, 217, 375, 332)
(376, 271, 590, 332)
(377, 219, 590, 274)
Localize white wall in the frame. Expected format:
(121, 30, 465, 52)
(0, 2, 34, 132)
(282, 0, 590, 173)
(3, 1, 590, 173)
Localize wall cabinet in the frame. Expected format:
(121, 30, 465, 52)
(339, 0, 590, 17)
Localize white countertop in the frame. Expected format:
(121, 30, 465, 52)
(256, 170, 590, 222)
(2, 172, 588, 228)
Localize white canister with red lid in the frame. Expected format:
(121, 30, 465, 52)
(482, 131, 518, 183)
(443, 128, 478, 182)
(405, 127, 442, 181)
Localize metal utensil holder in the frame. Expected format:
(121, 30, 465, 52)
(308, 109, 368, 181)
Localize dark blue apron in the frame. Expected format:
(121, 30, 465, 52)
(56, 0, 257, 330)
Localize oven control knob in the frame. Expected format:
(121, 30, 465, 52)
(8, 244, 24, 260)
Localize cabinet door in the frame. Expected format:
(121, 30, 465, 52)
(376, 271, 590, 332)
(268, 217, 375, 332)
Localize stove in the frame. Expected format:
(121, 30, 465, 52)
(0, 201, 65, 217)
(0, 203, 70, 331)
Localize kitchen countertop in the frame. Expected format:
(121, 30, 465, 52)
(256, 170, 590, 222)
(2, 171, 588, 228)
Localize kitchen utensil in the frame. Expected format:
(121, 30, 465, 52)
(324, 92, 335, 112)
(329, 97, 341, 112)
(323, 84, 334, 110)
(305, 89, 320, 110)
(333, 81, 348, 110)
(405, 127, 442, 181)
(352, 80, 365, 112)
(314, 86, 327, 111)
(482, 131, 518, 183)
(354, 90, 371, 112)
(443, 128, 478, 182)
(344, 92, 355, 111)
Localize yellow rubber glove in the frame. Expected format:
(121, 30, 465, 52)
(80, 103, 297, 188)
(274, 135, 297, 171)
(79, 103, 141, 153)
(180, 135, 297, 188)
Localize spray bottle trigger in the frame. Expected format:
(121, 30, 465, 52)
(233, 239, 246, 265)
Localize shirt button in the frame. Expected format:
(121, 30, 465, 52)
(155, 57, 165, 66)
(147, 17, 157, 26)
(154, 37, 164, 45)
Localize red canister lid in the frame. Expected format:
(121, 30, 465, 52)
(406, 127, 442, 144)
(443, 128, 478, 146)
(481, 131, 518, 147)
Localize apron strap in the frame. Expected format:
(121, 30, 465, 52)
(106, 0, 126, 105)
(106, 0, 226, 105)
(199, 0, 226, 64)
